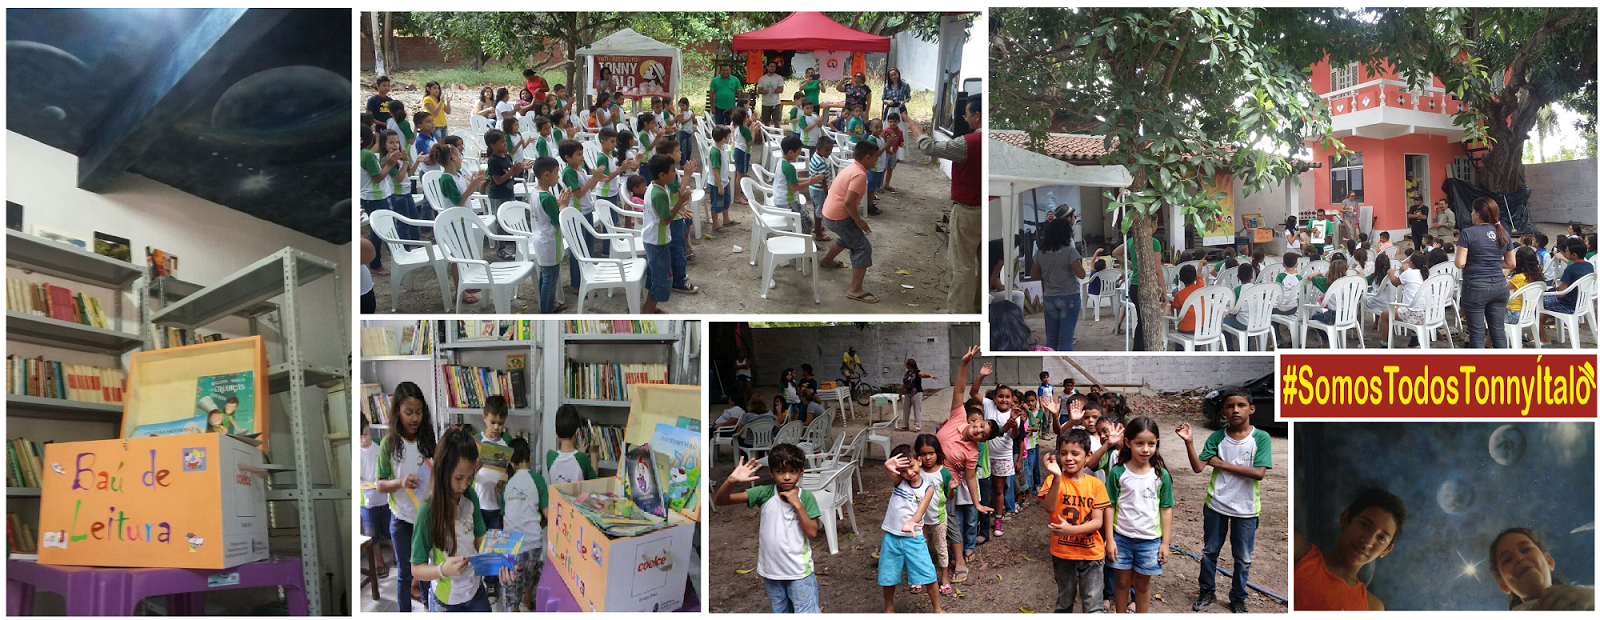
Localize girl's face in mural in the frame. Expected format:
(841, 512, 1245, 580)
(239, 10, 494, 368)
(1493, 532, 1556, 600)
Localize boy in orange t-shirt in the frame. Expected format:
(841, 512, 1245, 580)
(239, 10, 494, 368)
(1171, 263, 1206, 333)
(1043, 428, 1111, 612)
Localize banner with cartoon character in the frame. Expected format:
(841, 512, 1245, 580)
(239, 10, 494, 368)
(36, 433, 269, 569)
(593, 55, 674, 98)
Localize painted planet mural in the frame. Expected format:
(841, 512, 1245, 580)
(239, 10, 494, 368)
(1488, 424, 1526, 466)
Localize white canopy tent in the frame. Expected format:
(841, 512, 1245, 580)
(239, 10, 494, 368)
(989, 137, 1135, 350)
(576, 28, 683, 109)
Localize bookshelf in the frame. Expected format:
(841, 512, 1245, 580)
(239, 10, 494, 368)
(545, 321, 690, 476)
(5, 230, 142, 561)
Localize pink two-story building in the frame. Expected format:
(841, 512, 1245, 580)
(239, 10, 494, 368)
(1306, 58, 1482, 234)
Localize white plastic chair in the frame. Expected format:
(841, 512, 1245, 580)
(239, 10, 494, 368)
(746, 199, 820, 304)
(865, 405, 901, 461)
(1382, 244, 1400, 260)
(1541, 273, 1598, 348)
(773, 419, 805, 446)
(1387, 272, 1453, 349)
(593, 199, 645, 260)
(1223, 283, 1279, 351)
(1270, 278, 1319, 348)
(366, 210, 450, 312)
(740, 177, 804, 268)
(1165, 285, 1231, 351)
(559, 208, 646, 314)
(469, 114, 495, 135)
(1505, 281, 1547, 349)
(804, 462, 858, 555)
(1257, 263, 1285, 286)
(1431, 263, 1464, 336)
(736, 418, 778, 464)
(433, 207, 535, 313)
(797, 414, 834, 454)
(804, 432, 847, 467)
(1304, 275, 1368, 348)
(420, 170, 492, 226)
(711, 425, 738, 464)
(1083, 268, 1123, 321)
(1306, 260, 1330, 275)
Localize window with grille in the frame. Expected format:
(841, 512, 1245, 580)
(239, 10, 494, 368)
(1330, 152, 1364, 202)
(1451, 156, 1475, 184)
(1330, 63, 1359, 92)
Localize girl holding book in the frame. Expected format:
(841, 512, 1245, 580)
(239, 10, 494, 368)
(375, 382, 437, 612)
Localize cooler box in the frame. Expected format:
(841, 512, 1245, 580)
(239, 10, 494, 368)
(546, 477, 696, 612)
(36, 432, 270, 569)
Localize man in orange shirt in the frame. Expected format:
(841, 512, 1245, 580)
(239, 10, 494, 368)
(1171, 263, 1206, 333)
(1043, 428, 1110, 612)
(819, 140, 882, 304)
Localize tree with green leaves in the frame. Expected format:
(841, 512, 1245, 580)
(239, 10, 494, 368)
(1368, 8, 1596, 194)
(990, 7, 1370, 350)
(411, 12, 631, 88)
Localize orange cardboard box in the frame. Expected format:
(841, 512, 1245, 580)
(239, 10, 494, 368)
(36, 432, 270, 568)
(123, 337, 270, 451)
(546, 478, 696, 612)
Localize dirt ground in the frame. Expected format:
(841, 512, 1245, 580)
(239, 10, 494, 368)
(707, 388, 1289, 614)
(360, 84, 966, 314)
(1021, 221, 1596, 350)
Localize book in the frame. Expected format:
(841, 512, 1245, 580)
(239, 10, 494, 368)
(361, 383, 391, 426)
(195, 371, 256, 435)
(622, 444, 665, 518)
(129, 415, 210, 438)
(145, 247, 178, 278)
(406, 459, 432, 508)
(6, 201, 20, 231)
(652, 423, 701, 512)
(469, 529, 525, 576)
(478, 442, 513, 477)
(92, 232, 131, 262)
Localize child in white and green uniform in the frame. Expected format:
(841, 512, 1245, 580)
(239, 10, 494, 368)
(916, 435, 955, 595)
(411, 429, 496, 612)
(712, 443, 822, 613)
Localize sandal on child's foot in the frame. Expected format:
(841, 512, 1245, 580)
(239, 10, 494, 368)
(939, 584, 953, 595)
(910, 585, 924, 594)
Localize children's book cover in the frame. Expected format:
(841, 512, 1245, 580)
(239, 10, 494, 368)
(468, 529, 524, 576)
(406, 458, 433, 508)
(195, 371, 255, 436)
(479, 442, 513, 477)
(129, 414, 210, 438)
(651, 423, 700, 511)
(623, 444, 665, 518)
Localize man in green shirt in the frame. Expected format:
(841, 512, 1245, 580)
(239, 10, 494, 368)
(708, 63, 743, 125)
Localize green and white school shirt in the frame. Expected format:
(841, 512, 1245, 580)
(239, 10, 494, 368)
(534, 449, 596, 511)
(642, 183, 673, 246)
(788, 107, 803, 134)
(595, 151, 616, 198)
(388, 119, 418, 194)
(747, 484, 822, 581)
(375, 436, 427, 523)
(472, 431, 511, 511)
(920, 467, 953, 525)
(708, 145, 730, 191)
(774, 158, 801, 207)
(1197, 428, 1272, 518)
(552, 126, 566, 144)
(438, 172, 469, 209)
(530, 188, 563, 267)
(502, 469, 543, 553)
(560, 163, 593, 214)
(410, 488, 486, 606)
(864, 135, 886, 173)
(733, 125, 752, 154)
(360, 150, 392, 201)
(535, 134, 554, 160)
(638, 129, 654, 155)
(1105, 464, 1175, 540)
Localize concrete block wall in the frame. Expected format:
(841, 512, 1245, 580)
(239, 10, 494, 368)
(749, 324, 953, 390)
(1039, 356, 1274, 393)
(1525, 159, 1597, 226)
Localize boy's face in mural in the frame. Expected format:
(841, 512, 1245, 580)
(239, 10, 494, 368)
(1336, 506, 1400, 567)
(1493, 532, 1556, 599)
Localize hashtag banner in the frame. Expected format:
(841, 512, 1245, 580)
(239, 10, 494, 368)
(1279, 354, 1597, 418)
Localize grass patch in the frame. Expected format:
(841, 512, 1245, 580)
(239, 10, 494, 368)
(362, 70, 936, 123)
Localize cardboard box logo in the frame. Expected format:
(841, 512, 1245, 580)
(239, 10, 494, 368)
(182, 447, 207, 472)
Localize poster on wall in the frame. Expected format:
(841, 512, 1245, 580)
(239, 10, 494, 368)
(593, 55, 673, 98)
(1202, 173, 1236, 246)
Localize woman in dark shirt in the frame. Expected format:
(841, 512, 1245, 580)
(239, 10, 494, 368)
(900, 358, 936, 432)
(838, 71, 872, 111)
(1454, 197, 1516, 347)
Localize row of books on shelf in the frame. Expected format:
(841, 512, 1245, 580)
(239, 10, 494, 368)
(6, 279, 113, 329)
(564, 362, 668, 402)
(562, 320, 660, 335)
(360, 321, 434, 357)
(360, 384, 393, 426)
(8, 513, 38, 556)
(575, 421, 624, 468)
(453, 320, 537, 342)
(7, 355, 125, 404)
(7, 438, 48, 489)
(161, 327, 226, 348)
(442, 364, 529, 409)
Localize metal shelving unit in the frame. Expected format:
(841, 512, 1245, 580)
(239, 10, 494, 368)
(5, 231, 142, 559)
(434, 326, 542, 438)
(544, 323, 690, 475)
(144, 247, 346, 616)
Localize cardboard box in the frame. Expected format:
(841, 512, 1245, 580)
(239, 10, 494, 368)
(626, 384, 702, 521)
(546, 477, 697, 612)
(36, 433, 270, 569)
(123, 337, 270, 450)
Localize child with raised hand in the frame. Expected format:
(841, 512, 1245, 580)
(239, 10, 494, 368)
(730, 107, 762, 205)
(1176, 387, 1272, 614)
(533, 116, 556, 161)
(500, 437, 542, 612)
(559, 139, 605, 290)
(806, 136, 835, 243)
(1104, 416, 1175, 614)
(879, 444, 942, 613)
(714, 446, 822, 613)
(410, 428, 511, 612)
(914, 434, 956, 597)
(776, 135, 825, 233)
(374, 382, 436, 612)
(1042, 428, 1110, 612)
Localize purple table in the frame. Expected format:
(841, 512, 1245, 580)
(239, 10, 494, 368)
(535, 565, 699, 612)
(7, 556, 308, 616)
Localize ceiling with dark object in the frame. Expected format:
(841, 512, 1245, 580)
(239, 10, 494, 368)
(7, 8, 350, 244)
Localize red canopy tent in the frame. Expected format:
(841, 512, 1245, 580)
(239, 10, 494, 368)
(732, 12, 890, 53)
(733, 12, 890, 81)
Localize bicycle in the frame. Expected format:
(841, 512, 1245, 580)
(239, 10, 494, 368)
(839, 366, 876, 406)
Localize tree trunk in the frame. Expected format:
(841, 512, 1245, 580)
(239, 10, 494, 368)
(1118, 168, 1167, 352)
(382, 12, 398, 73)
(370, 12, 387, 76)
(1478, 104, 1539, 194)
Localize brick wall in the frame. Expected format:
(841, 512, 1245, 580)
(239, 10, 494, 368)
(748, 324, 953, 390)
(1525, 158, 1598, 226)
(1040, 356, 1274, 393)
